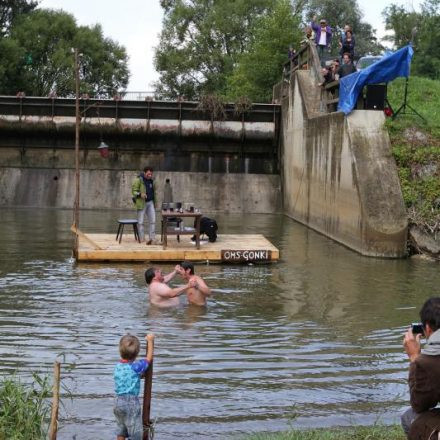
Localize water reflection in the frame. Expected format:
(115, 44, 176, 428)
(0, 208, 439, 439)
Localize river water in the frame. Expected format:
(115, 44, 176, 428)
(0, 208, 439, 439)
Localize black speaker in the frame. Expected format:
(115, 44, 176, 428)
(365, 84, 386, 110)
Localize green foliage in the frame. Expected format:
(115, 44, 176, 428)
(386, 77, 440, 134)
(225, 0, 302, 102)
(382, 5, 421, 48)
(0, 9, 129, 97)
(0, 373, 52, 440)
(242, 425, 406, 440)
(382, 0, 440, 80)
(154, 0, 276, 100)
(304, 0, 383, 57)
(0, 0, 37, 37)
(386, 76, 440, 231)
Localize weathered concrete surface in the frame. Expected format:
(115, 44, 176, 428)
(0, 167, 281, 214)
(0, 145, 277, 174)
(279, 72, 407, 257)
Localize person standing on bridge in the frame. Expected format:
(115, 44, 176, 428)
(132, 167, 156, 245)
(311, 16, 332, 65)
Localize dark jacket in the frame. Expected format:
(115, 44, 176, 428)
(143, 176, 155, 203)
(338, 62, 356, 78)
(409, 409, 440, 440)
(409, 354, 440, 413)
(340, 38, 355, 58)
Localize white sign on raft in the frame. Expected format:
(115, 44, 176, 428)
(221, 250, 272, 262)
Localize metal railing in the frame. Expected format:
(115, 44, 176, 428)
(282, 43, 313, 81)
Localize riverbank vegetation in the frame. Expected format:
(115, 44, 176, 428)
(244, 425, 406, 440)
(0, 373, 51, 440)
(386, 76, 440, 244)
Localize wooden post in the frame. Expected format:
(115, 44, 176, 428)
(73, 48, 80, 256)
(142, 354, 154, 439)
(49, 361, 61, 440)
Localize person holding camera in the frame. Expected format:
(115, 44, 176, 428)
(402, 297, 440, 438)
(131, 167, 156, 245)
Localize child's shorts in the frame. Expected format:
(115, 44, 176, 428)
(114, 394, 142, 440)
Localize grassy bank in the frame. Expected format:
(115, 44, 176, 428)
(243, 425, 406, 440)
(0, 374, 51, 440)
(386, 76, 440, 237)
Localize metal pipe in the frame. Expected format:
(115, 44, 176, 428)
(73, 48, 80, 255)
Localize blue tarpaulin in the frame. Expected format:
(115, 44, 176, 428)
(337, 45, 414, 114)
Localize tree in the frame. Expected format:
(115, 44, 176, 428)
(0, 0, 37, 37)
(154, 0, 276, 100)
(0, 9, 129, 97)
(382, 4, 421, 48)
(225, 0, 302, 102)
(382, 0, 440, 79)
(304, 0, 383, 57)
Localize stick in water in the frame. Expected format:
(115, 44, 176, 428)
(49, 361, 61, 440)
(142, 335, 155, 440)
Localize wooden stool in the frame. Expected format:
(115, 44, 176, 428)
(116, 219, 140, 243)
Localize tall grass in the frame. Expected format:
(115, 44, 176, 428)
(242, 425, 406, 440)
(385, 76, 440, 237)
(0, 373, 51, 440)
(387, 76, 440, 134)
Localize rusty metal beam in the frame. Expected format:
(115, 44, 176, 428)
(0, 95, 280, 123)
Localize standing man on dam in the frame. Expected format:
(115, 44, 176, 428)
(132, 167, 156, 245)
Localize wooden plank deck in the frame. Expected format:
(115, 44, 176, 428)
(76, 233, 279, 263)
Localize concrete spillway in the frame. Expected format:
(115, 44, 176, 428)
(274, 46, 407, 257)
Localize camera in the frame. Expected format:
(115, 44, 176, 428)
(412, 322, 424, 335)
(132, 192, 140, 203)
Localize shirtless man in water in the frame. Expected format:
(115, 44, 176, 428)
(145, 265, 189, 307)
(177, 261, 211, 306)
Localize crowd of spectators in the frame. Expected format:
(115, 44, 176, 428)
(287, 17, 358, 84)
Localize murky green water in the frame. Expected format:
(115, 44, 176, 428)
(0, 208, 439, 439)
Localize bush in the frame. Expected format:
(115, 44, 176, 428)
(0, 373, 51, 440)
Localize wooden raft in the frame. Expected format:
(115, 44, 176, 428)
(76, 233, 279, 263)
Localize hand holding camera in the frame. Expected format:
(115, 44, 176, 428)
(404, 325, 422, 362)
(412, 322, 424, 335)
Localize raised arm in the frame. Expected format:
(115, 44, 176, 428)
(310, 16, 319, 33)
(145, 333, 154, 363)
(163, 265, 180, 284)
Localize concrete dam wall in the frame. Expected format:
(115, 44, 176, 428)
(0, 167, 281, 213)
(278, 70, 408, 257)
(0, 98, 282, 213)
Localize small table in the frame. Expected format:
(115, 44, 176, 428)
(162, 210, 202, 249)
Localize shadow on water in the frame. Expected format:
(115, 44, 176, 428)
(0, 208, 439, 438)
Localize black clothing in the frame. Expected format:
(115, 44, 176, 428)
(142, 176, 155, 203)
(338, 63, 356, 78)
